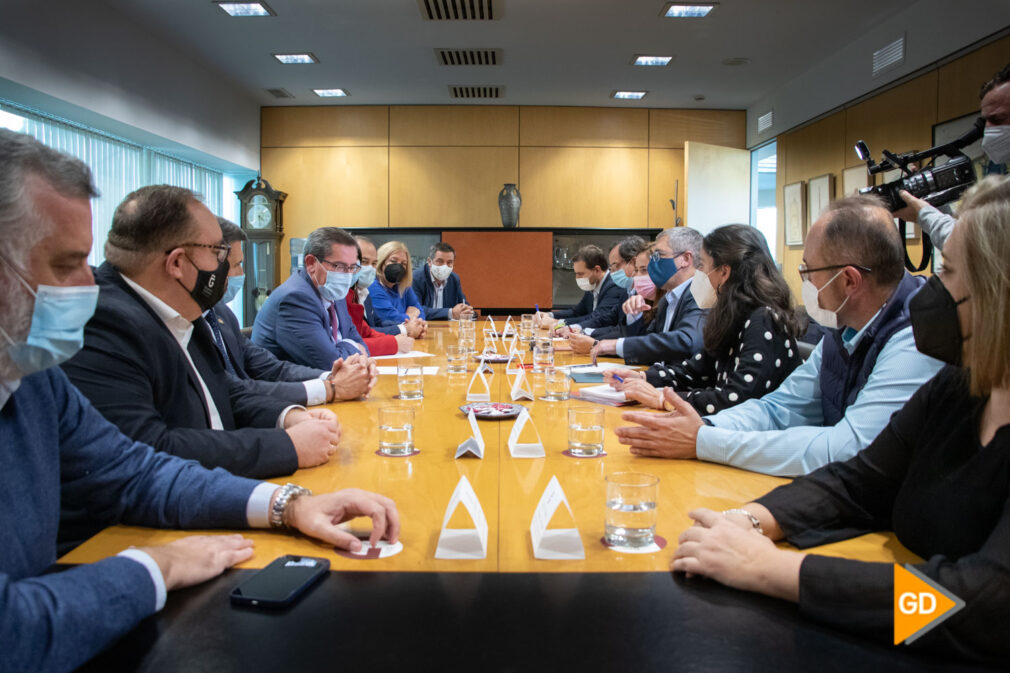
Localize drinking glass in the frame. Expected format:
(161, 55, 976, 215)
(604, 472, 659, 548)
(446, 345, 467, 374)
(532, 336, 554, 372)
(543, 367, 571, 401)
(567, 406, 604, 456)
(378, 407, 415, 456)
(396, 364, 424, 400)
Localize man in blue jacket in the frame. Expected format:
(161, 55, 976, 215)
(0, 129, 400, 673)
(411, 242, 473, 320)
(538, 244, 625, 331)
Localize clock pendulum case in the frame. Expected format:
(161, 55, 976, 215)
(235, 177, 287, 326)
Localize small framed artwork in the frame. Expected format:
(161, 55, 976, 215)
(783, 181, 805, 246)
(807, 173, 835, 228)
(842, 165, 869, 196)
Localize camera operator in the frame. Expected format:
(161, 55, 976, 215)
(893, 62, 1009, 252)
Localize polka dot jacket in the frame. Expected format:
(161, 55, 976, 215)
(644, 306, 802, 415)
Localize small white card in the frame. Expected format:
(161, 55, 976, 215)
(455, 409, 485, 459)
(530, 475, 585, 560)
(466, 359, 492, 401)
(507, 407, 545, 458)
(434, 475, 488, 559)
(370, 350, 434, 360)
(509, 364, 534, 401)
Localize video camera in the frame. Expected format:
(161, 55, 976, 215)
(854, 118, 984, 271)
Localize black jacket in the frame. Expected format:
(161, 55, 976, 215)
(552, 272, 624, 327)
(617, 279, 705, 365)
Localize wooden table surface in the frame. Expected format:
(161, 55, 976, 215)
(61, 322, 921, 572)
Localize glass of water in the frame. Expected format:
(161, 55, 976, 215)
(397, 363, 424, 400)
(446, 345, 467, 374)
(532, 336, 554, 372)
(520, 313, 535, 342)
(567, 406, 604, 456)
(604, 472, 659, 548)
(378, 406, 415, 456)
(543, 366, 570, 401)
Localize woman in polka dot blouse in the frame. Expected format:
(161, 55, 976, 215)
(606, 225, 803, 414)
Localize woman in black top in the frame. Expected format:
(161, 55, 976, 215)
(672, 177, 1010, 664)
(605, 224, 802, 414)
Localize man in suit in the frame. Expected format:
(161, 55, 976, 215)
(412, 242, 473, 320)
(538, 244, 625, 331)
(252, 227, 371, 370)
(214, 218, 374, 404)
(354, 235, 425, 339)
(61, 185, 340, 485)
(589, 227, 706, 366)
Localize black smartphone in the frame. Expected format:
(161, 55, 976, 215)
(229, 555, 330, 608)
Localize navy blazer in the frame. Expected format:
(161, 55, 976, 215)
(252, 269, 368, 369)
(617, 279, 706, 365)
(411, 263, 468, 320)
(61, 262, 299, 480)
(552, 272, 625, 328)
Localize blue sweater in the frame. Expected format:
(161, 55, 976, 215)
(0, 368, 259, 673)
(368, 279, 426, 325)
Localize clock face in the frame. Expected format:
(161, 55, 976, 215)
(247, 203, 272, 229)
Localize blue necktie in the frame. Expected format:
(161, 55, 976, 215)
(204, 309, 237, 376)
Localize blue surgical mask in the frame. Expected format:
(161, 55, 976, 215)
(318, 270, 355, 302)
(647, 254, 682, 289)
(0, 259, 99, 376)
(610, 268, 631, 289)
(356, 264, 377, 288)
(220, 274, 244, 305)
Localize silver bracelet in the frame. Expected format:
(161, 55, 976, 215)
(722, 508, 764, 535)
(269, 483, 312, 529)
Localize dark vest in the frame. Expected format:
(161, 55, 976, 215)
(819, 272, 924, 426)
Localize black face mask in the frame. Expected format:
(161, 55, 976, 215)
(180, 254, 229, 312)
(384, 262, 405, 285)
(908, 274, 969, 366)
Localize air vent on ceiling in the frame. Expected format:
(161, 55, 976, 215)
(872, 36, 905, 77)
(448, 85, 503, 99)
(757, 110, 773, 133)
(419, 0, 496, 20)
(265, 87, 294, 99)
(436, 48, 502, 66)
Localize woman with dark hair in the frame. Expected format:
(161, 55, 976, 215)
(606, 224, 802, 414)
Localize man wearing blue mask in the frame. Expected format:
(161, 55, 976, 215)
(252, 227, 371, 370)
(0, 129, 400, 673)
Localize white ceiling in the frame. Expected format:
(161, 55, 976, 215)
(102, 0, 919, 110)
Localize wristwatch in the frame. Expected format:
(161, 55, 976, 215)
(722, 508, 764, 535)
(269, 483, 312, 529)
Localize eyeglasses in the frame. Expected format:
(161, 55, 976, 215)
(798, 263, 872, 282)
(169, 242, 230, 262)
(650, 250, 687, 263)
(319, 258, 361, 274)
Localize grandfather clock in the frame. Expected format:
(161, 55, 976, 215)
(235, 177, 286, 326)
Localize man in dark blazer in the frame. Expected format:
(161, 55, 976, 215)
(252, 227, 370, 370)
(540, 244, 624, 330)
(411, 242, 473, 320)
(590, 227, 706, 366)
(354, 235, 425, 338)
(62, 186, 340, 483)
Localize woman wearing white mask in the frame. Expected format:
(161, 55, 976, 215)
(606, 225, 802, 413)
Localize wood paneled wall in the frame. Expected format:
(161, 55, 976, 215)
(261, 106, 745, 275)
(774, 35, 1010, 297)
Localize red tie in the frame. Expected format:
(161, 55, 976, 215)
(327, 302, 340, 342)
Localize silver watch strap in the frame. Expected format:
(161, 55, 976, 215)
(269, 483, 312, 529)
(722, 508, 764, 535)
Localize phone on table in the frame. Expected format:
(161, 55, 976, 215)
(229, 555, 330, 608)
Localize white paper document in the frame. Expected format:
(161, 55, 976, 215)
(559, 362, 625, 374)
(434, 475, 489, 559)
(466, 360, 492, 401)
(370, 350, 434, 360)
(455, 409, 485, 459)
(530, 475, 585, 560)
(507, 407, 545, 458)
(509, 364, 534, 401)
(573, 383, 628, 404)
(376, 366, 440, 376)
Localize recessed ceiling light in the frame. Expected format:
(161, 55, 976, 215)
(633, 55, 674, 67)
(215, 2, 275, 17)
(612, 91, 647, 100)
(273, 53, 318, 64)
(662, 3, 716, 18)
(313, 88, 349, 98)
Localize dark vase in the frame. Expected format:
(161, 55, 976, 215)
(498, 183, 521, 229)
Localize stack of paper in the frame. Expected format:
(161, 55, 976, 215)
(572, 383, 633, 406)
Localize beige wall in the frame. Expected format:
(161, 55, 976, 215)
(261, 106, 745, 274)
(775, 34, 1010, 297)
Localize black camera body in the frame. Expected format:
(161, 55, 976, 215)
(858, 153, 976, 212)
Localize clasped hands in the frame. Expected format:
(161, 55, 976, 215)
(613, 386, 702, 459)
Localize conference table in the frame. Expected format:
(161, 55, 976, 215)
(63, 322, 993, 672)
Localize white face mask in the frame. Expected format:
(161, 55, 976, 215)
(689, 268, 718, 309)
(801, 269, 848, 329)
(430, 264, 452, 282)
(982, 125, 1010, 165)
(576, 276, 597, 292)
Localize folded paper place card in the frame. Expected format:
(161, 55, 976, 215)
(530, 475, 584, 560)
(502, 315, 516, 336)
(509, 364, 534, 401)
(505, 349, 525, 375)
(466, 360, 492, 402)
(508, 407, 545, 458)
(485, 315, 498, 333)
(434, 475, 488, 559)
(455, 409, 485, 459)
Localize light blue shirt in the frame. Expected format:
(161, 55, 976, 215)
(615, 281, 688, 358)
(695, 322, 944, 477)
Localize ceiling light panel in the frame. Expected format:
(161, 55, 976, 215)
(273, 53, 317, 64)
(633, 55, 673, 67)
(215, 2, 274, 17)
(612, 91, 647, 100)
(313, 89, 348, 97)
(662, 3, 716, 18)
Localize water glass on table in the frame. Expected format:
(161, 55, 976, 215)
(532, 336, 554, 372)
(567, 406, 604, 456)
(446, 345, 468, 374)
(604, 472, 659, 548)
(378, 406, 415, 456)
(520, 313, 535, 342)
(544, 366, 571, 401)
(397, 363, 424, 400)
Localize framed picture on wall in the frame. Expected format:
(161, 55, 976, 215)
(807, 174, 835, 228)
(842, 166, 869, 196)
(783, 181, 805, 246)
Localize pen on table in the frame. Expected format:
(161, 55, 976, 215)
(612, 374, 624, 383)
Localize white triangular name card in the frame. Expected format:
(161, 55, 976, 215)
(503, 315, 516, 336)
(466, 359, 491, 402)
(455, 409, 485, 459)
(530, 476, 584, 560)
(510, 363, 534, 401)
(483, 329, 500, 354)
(507, 407, 545, 458)
(505, 349, 525, 375)
(434, 475, 488, 559)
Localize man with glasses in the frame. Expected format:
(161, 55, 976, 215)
(614, 196, 944, 477)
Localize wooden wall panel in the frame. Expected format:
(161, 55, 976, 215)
(648, 149, 685, 230)
(519, 147, 648, 228)
(261, 106, 388, 147)
(649, 109, 746, 149)
(519, 107, 649, 147)
(442, 231, 553, 308)
(937, 34, 1010, 122)
(389, 106, 518, 146)
(844, 72, 937, 168)
(389, 147, 519, 228)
